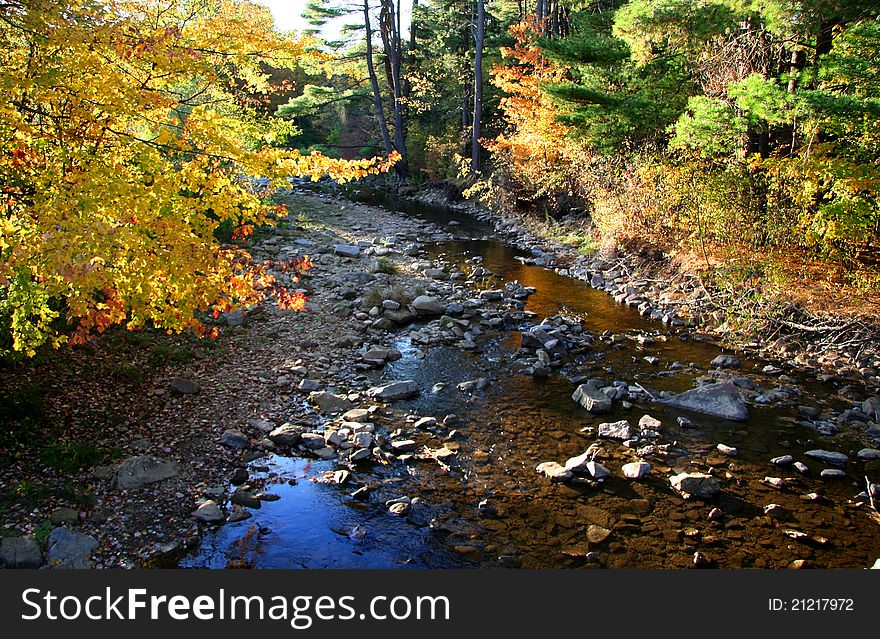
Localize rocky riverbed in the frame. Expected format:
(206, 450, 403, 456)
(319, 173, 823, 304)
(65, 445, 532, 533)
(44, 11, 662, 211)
(2, 187, 879, 569)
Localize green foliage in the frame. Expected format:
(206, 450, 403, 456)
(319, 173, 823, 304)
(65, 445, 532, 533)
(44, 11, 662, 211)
(670, 96, 745, 157)
(40, 439, 113, 473)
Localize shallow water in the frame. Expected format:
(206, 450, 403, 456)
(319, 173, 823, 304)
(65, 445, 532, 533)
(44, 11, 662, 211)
(183, 193, 880, 569)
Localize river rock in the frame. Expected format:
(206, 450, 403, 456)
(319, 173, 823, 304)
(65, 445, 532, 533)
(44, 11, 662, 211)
(804, 449, 848, 464)
(862, 397, 880, 420)
(710, 354, 741, 369)
(598, 420, 633, 440)
(169, 377, 199, 394)
(334, 245, 361, 257)
(658, 381, 748, 421)
(572, 384, 613, 414)
(587, 525, 611, 545)
(46, 528, 98, 569)
(536, 461, 573, 482)
(857, 448, 880, 460)
(367, 380, 419, 401)
(342, 408, 371, 423)
(716, 443, 737, 456)
(622, 462, 651, 479)
(116, 455, 180, 489)
(411, 295, 445, 316)
(309, 391, 354, 413)
(268, 424, 302, 446)
(585, 461, 610, 480)
(193, 500, 225, 523)
(0, 536, 42, 568)
(820, 468, 846, 479)
(298, 379, 321, 392)
(771, 455, 794, 465)
(230, 490, 262, 509)
(670, 472, 720, 498)
(220, 429, 248, 449)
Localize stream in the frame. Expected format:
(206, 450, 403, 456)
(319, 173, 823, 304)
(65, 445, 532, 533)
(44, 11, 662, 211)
(181, 191, 880, 569)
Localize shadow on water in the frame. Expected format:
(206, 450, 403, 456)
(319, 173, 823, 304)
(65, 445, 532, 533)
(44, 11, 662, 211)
(183, 192, 880, 569)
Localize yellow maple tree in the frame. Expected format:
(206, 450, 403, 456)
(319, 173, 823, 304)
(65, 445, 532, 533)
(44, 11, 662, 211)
(0, 0, 398, 355)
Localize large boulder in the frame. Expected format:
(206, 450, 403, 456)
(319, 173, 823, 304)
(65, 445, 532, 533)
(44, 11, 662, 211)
(367, 380, 419, 401)
(658, 381, 748, 421)
(411, 296, 445, 316)
(670, 472, 720, 498)
(572, 384, 613, 414)
(116, 455, 180, 490)
(0, 536, 42, 568)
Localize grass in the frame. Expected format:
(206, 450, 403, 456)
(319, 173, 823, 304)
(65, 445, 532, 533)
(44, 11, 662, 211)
(374, 256, 398, 275)
(39, 439, 116, 473)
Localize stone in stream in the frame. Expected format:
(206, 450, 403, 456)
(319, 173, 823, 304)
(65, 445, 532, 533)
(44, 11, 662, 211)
(309, 391, 354, 414)
(536, 461, 573, 483)
(585, 461, 610, 480)
(710, 354, 741, 369)
(414, 416, 437, 429)
(367, 380, 419, 401)
(793, 461, 809, 474)
(230, 468, 249, 485)
(300, 433, 327, 450)
(804, 449, 848, 464)
(716, 443, 737, 456)
(342, 408, 371, 423)
(334, 245, 361, 257)
(639, 414, 662, 431)
(116, 455, 180, 490)
(857, 448, 880, 460)
(658, 381, 748, 421)
(820, 468, 846, 479)
(298, 379, 321, 392)
(349, 448, 372, 463)
(670, 472, 720, 498)
(571, 384, 613, 414)
(861, 396, 880, 420)
(46, 528, 98, 569)
(231, 490, 262, 509)
(268, 424, 302, 446)
(622, 462, 651, 479)
(391, 439, 418, 453)
(771, 455, 794, 466)
(0, 536, 42, 569)
(193, 500, 225, 523)
(597, 420, 633, 440)
(411, 295, 445, 316)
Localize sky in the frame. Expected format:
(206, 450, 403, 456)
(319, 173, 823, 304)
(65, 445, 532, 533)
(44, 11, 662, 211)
(255, 0, 412, 39)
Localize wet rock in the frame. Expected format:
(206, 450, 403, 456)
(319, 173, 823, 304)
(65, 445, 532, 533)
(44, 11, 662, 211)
(710, 354, 741, 369)
(820, 468, 846, 479)
(342, 408, 371, 423)
(116, 455, 180, 490)
(639, 414, 662, 431)
(804, 449, 848, 465)
(587, 525, 611, 545)
(763, 503, 784, 517)
(230, 468, 249, 485)
(193, 500, 225, 523)
(220, 429, 248, 449)
(571, 384, 613, 414)
(230, 490, 262, 509)
(367, 380, 419, 401)
(862, 396, 880, 420)
(857, 448, 880, 460)
(764, 476, 785, 488)
(298, 379, 321, 392)
(670, 472, 720, 498)
(391, 439, 418, 453)
(716, 444, 737, 456)
(268, 424, 302, 446)
(597, 420, 633, 440)
(411, 295, 445, 316)
(622, 461, 651, 479)
(169, 377, 199, 394)
(536, 461, 573, 482)
(771, 455, 794, 466)
(309, 391, 354, 414)
(0, 536, 42, 568)
(793, 461, 809, 474)
(46, 528, 98, 569)
(658, 381, 748, 421)
(585, 461, 610, 480)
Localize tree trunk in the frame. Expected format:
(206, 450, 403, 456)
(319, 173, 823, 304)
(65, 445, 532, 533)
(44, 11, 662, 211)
(471, 0, 485, 173)
(363, 0, 395, 158)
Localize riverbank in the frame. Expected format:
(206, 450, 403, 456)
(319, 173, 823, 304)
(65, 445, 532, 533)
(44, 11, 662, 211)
(2, 187, 879, 569)
(401, 185, 880, 392)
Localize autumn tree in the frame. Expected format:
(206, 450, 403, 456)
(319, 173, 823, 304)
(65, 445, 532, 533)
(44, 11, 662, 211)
(0, 0, 398, 356)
